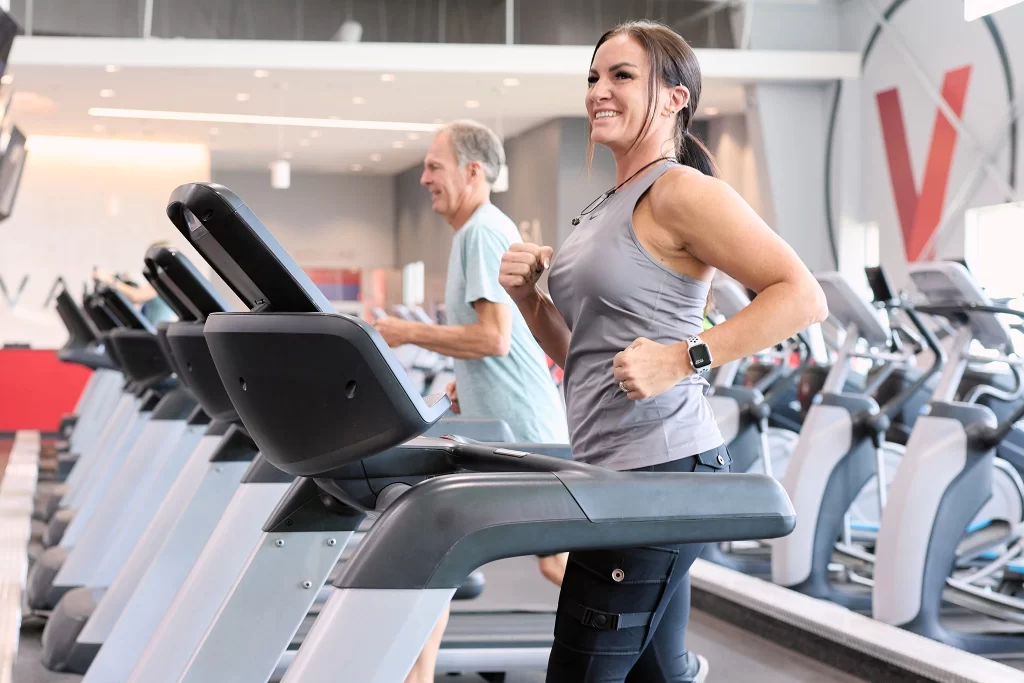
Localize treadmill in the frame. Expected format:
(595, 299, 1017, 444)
(158, 181, 797, 682)
(154, 182, 796, 682)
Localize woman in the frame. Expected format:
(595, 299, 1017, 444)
(498, 20, 827, 683)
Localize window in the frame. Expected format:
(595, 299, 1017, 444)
(838, 219, 880, 299)
(964, 201, 1024, 299)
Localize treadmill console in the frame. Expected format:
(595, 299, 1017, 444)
(865, 266, 897, 305)
(907, 260, 1013, 352)
(166, 182, 332, 314)
(815, 272, 890, 348)
(145, 245, 230, 321)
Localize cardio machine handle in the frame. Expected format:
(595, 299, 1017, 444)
(869, 305, 947, 428)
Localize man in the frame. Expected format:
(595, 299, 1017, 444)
(372, 120, 568, 683)
(373, 120, 568, 444)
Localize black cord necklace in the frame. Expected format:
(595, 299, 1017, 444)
(572, 156, 674, 226)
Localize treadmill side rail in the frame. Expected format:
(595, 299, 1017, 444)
(336, 471, 795, 591)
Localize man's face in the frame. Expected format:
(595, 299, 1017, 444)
(420, 131, 469, 219)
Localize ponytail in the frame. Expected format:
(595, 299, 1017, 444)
(675, 105, 717, 177)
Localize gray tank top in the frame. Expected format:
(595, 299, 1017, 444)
(548, 160, 724, 470)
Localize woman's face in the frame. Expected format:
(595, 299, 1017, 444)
(586, 34, 686, 154)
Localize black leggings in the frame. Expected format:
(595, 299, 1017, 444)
(545, 444, 732, 683)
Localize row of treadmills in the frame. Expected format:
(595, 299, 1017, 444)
(15, 179, 1024, 682)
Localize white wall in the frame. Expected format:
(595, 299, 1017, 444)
(833, 0, 1024, 290)
(0, 135, 210, 348)
(210, 169, 396, 312)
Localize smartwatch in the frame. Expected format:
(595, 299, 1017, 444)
(686, 336, 713, 376)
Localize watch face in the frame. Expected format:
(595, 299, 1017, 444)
(689, 344, 712, 369)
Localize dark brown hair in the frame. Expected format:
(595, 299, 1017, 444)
(588, 20, 717, 177)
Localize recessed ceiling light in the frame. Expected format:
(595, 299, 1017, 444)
(236, 93, 251, 102)
(503, 78, 520, 87)
(92, 124, 105, 133)
(209, 127, 220, 136)
(380, 73, 396, 82)
(300, 138, 311, 146)
(309, 130, 321, 138)
(0, 74, 11, 85)
(703, 107, 720, 116)
(392, 141, 405, 149)
(282, 151, 294, 159)
(105, 65, 121, 74)
(369, 153, 382, 162)
(352, 96, 367, 105)
(351, 164, 363, 172)
(253, 69, 270, 78)
(100, 89, 115, 98)
(407, 132, 420, 141)
(464, 100, 480, 109)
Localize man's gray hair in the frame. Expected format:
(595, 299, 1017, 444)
(441, 119, 505, 184)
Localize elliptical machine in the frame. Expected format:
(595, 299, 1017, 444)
(770, 268, 945, 609)
(874, 260, 1024, 653)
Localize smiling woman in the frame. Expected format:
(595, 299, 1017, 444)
(498, 19, 827, 683)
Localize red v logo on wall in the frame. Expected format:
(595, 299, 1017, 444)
(876, 65, 973, 262)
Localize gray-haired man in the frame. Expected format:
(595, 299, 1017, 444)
(372, 119, 569, 683)
(373, 120, 568, 445)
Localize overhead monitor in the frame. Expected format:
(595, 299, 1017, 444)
(0, 10, 19, 82)
(0, 124, 27, 221)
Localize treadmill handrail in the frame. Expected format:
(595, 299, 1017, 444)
(871, 305, 946, 426)
(334, 469, 795, 590)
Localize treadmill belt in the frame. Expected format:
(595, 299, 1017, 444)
(441, 611, 555, 649)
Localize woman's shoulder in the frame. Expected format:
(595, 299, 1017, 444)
(648, 166, 740, 229)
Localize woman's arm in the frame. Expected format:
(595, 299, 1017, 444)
(614, 169, 828, 400)
(499, 243, 572, 368)
(658, 170, 829, 367)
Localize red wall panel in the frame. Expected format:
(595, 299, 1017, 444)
(0, 349, 92, 432)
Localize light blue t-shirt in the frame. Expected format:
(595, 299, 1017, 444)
(445, 203, 569, 444)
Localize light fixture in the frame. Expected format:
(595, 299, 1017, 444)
(0, 74, 11, 85)
(380, 73, 396, 82)
(369, 153, 382, 162)
(300, 138, 311, 147)
(703, 107, 719, 116)
(89, 108, 444, 133)
(236, 93, 251, 102)
(309, 130, 321, 138)
(282, 151, 294, 159)
(407, 132, 420, 141)
(329, 115, 341, 120)
(270, 159, 291, 189)
(105, 65, 121, 74)
(464, 100, 481, 109)
(434, 118, 445, 124)
(253, 69, 270, 78)
(392, 141, 405, 149)
(209, 127, 221, 136)
(351, 164, 363, 172)
(502, 78, 520, 87)
(100, 89, 115, 98)
(352, 96, 367, 105)
(92, 124, 105, 133)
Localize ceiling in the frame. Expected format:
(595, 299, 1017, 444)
(6, 64, 748, 175)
